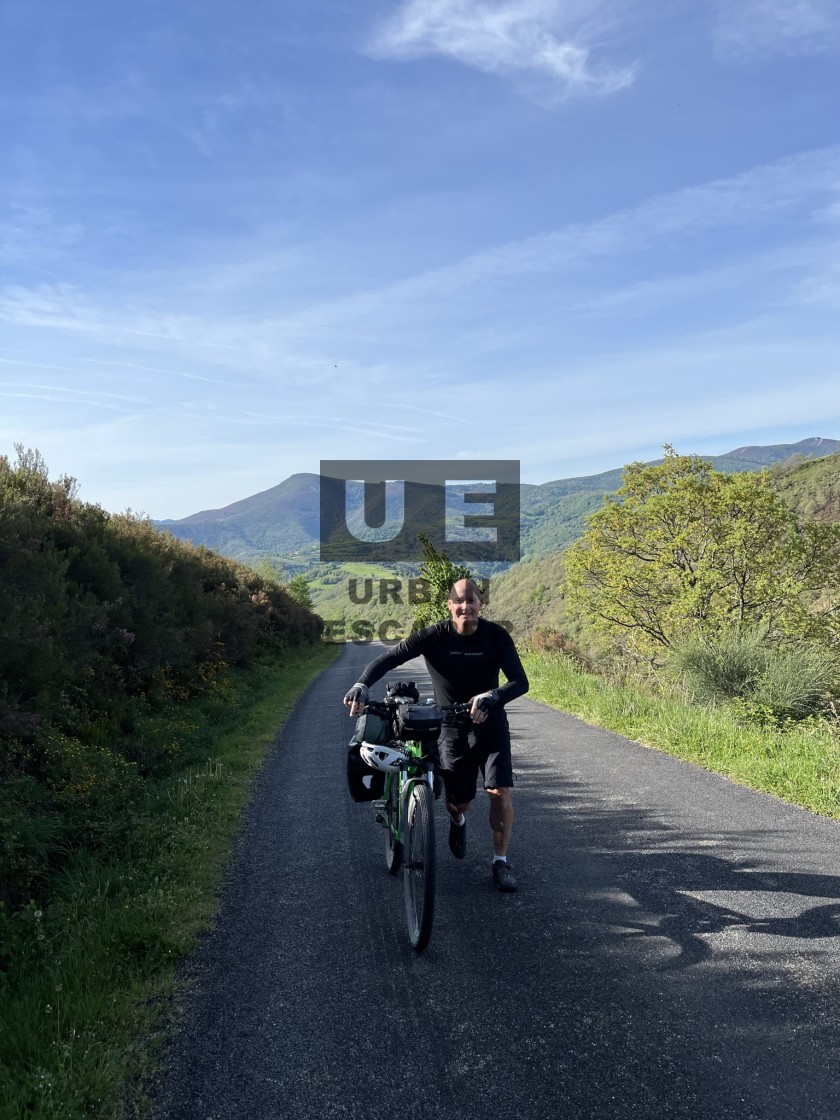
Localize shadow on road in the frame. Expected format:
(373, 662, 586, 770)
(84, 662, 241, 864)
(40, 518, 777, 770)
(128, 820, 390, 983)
(511, 751, 840, 972)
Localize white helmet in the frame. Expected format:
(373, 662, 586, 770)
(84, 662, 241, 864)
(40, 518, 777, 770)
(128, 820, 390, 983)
(359, 742, 409, 772)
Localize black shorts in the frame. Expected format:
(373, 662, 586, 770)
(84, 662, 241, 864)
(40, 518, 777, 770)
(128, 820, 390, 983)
(437, 712, 514, 805)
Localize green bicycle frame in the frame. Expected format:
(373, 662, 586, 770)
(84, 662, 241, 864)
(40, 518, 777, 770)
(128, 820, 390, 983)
(380, 739, 434, 847)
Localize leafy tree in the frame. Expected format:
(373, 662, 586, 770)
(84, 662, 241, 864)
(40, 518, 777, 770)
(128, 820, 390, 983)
(254, 557, 286, 584)
(287, 574, 313, 611)
(564, 447, 840, 662)
(411, 533, 474, 630)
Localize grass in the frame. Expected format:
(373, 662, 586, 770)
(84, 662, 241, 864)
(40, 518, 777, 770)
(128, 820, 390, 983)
(0, 642, 339, 1120)
(522, 651, 840, 821)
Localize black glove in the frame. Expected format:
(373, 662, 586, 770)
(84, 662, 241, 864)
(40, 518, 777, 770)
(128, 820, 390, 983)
(474, 691, 499, 714)
(344, 683, 369, 707)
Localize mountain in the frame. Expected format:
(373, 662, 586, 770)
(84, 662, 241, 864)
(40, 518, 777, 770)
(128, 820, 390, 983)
(718, 437, 838, 466)
(156, 473, 323, 563)
(154, 438, 840, 566)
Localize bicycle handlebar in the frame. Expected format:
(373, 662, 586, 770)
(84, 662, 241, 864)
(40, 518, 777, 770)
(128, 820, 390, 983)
(367, 697, 473, 713)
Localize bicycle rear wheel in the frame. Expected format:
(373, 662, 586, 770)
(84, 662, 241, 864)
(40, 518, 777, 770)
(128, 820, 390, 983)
(403, 781, 436, 952)
(384, 779, 402, 875)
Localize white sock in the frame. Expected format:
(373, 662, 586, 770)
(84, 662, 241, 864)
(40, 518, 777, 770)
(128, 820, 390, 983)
(494, 855, 507, 863)
(451, 813, 465, 827)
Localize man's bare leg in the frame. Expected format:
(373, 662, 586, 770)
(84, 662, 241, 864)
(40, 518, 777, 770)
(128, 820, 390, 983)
(487, 788, 514, 857)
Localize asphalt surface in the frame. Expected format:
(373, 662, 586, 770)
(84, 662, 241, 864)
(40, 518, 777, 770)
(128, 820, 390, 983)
(153, 643, 840, 1120)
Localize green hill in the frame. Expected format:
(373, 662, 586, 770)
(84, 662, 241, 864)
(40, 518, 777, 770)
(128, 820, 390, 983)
(772, 451, 840, 523)
(482, 553, 570, 639)
(157, 472, 323, 564)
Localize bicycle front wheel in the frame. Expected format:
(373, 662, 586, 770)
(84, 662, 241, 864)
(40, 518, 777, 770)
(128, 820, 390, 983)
(403, 781, 436, 952)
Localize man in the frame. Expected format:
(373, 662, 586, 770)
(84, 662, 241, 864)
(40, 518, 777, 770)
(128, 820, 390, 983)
(343, 578, 528, 892)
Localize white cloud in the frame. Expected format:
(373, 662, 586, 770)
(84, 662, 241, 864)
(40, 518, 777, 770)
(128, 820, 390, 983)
(367, 0, 635, 99)
(714, 0, 840, 59)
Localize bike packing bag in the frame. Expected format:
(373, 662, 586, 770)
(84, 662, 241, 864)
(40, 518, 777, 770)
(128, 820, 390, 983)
(346, 742, 386, 803)
(353, 710, 391, 746)
(397, 703, 443, 743)
(386, 679, 420, 702)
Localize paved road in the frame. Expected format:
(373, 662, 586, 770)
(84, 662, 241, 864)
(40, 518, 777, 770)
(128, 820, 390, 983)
(154, 643, 840, 1119)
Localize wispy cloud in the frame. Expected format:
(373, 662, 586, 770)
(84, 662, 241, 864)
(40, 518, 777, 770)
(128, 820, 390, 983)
(4, 145, 837, 390)
(367, 0, 636, 100)
(260, 144, 840, 335)
(714, 0, 840, 59)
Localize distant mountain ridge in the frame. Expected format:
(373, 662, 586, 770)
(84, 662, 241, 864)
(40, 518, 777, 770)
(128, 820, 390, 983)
(155, 437, 840, 566)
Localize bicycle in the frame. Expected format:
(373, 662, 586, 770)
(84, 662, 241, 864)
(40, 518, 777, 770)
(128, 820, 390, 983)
(354, 685, 471, 952)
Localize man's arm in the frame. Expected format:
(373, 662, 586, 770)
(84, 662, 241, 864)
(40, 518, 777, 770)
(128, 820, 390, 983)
(468, 628, 529, 723)
(343, 626, 438, 715)
(496, 631, 529, 705)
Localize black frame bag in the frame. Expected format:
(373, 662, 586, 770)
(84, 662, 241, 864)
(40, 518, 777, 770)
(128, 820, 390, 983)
(346, 743, 386, 802)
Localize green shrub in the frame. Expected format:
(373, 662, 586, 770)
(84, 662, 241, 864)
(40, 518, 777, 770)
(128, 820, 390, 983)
(668, 628, 767, 703)
(0, 447, 323, 915)
(752, 645, 840, 721)
(526, 627, 592, 669)
(669, 629, 840, 724)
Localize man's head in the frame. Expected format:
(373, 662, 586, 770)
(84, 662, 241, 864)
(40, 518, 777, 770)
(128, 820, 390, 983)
(448, 578, 483, 635)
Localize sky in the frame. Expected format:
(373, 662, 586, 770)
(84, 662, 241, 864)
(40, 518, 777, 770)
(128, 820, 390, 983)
(1, 0, 839, 519)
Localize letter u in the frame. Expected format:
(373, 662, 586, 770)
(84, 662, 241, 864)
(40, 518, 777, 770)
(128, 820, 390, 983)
(348, 578, 374, 604)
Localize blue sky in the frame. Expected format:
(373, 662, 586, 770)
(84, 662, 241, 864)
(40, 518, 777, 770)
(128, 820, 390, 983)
(1, 0, 839, 518)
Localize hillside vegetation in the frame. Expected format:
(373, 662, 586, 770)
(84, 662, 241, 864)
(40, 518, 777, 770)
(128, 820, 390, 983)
(482, 449, 840, 649)
(773, 450, 840, 523)
(482, 553, 570, 639)
(0, 448, 331, 1118)
(519, 450, 840, 832)
(0, 447, 322, 912)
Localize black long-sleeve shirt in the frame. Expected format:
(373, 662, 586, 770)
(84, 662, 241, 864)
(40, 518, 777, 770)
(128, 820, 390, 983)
(356, 619, 529, 709)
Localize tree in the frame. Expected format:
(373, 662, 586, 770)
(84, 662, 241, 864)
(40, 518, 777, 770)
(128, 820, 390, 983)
(254, 557, 286, 584)
(411, 533, 474, 630)
(287, 574, 314, 612)
(564, 448, 840, 662)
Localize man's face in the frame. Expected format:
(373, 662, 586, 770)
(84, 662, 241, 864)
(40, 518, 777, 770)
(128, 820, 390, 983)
(448, 580, 482, 633)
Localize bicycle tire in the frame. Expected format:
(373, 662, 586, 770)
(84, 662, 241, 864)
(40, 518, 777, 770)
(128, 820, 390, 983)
(403, 781, 436, 952)
(384, 780, 402, 875)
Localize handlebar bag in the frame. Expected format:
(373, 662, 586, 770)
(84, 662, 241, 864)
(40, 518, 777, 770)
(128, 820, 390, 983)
(353, 710, 391, 746)
(397, 704, 443, 742)
(386, 680, 420, 702)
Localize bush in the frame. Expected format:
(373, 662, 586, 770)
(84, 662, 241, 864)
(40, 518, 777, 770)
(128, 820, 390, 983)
(0, 447, 323, 913)
(669, 629, 840, 724)
(669, 629, 767, 703)
(752, 645, 840, 721)
(527, 628, 591, 669)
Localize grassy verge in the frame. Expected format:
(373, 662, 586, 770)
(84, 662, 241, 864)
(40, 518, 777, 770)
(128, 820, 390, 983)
(522, 651, 840, 820)
(0, 642, 339, 1120)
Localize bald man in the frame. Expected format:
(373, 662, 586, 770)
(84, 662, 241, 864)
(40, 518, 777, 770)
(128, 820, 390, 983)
(344, 579, 528, 892)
